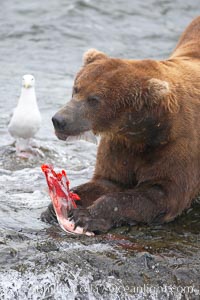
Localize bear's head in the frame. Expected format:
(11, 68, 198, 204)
(52, 49, 179, 147)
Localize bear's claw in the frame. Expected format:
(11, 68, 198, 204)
(68, 207, 113, 233)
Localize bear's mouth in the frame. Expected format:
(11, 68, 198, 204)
(55, 130, 97, 144)
(55, 130, 80, 141)
(55, 130, 70, 141)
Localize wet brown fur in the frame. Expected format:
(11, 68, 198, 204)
(44, 16, 200, 232)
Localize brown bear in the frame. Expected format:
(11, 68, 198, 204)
(42, 16, 200, 233)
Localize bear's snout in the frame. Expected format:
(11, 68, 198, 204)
(52, 114, 66, 131)
(52, 106, 92, 141)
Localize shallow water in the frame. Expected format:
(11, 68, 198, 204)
(0, 0, 200, 299)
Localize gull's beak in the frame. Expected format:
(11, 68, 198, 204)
(24, 82, 31, 89)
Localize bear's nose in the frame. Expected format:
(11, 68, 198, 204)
(52, 114, 66, 131)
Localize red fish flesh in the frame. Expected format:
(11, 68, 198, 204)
(41, 164, 94, 236)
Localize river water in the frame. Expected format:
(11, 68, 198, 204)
(0, 0, 200, 299)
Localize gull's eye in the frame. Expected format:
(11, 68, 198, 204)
(31, 78, 34, 81)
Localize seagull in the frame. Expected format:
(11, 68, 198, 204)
(8, 74, 42, 156)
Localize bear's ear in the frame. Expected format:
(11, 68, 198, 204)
(83, 48, 108, 65)
(147, 78, 179, 113)
(148, 78, 169, 96)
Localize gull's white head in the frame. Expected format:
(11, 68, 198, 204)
(22, 74, 35, 89)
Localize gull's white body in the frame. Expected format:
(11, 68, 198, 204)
(8, 75, 41, 140)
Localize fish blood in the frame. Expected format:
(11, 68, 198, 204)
(41, 164, 94, 236)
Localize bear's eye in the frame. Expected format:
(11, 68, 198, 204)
(73, 86, 79, 95)
(87, 95, 100, 105)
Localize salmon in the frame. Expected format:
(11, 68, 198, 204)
(41, 164, 94, 236)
